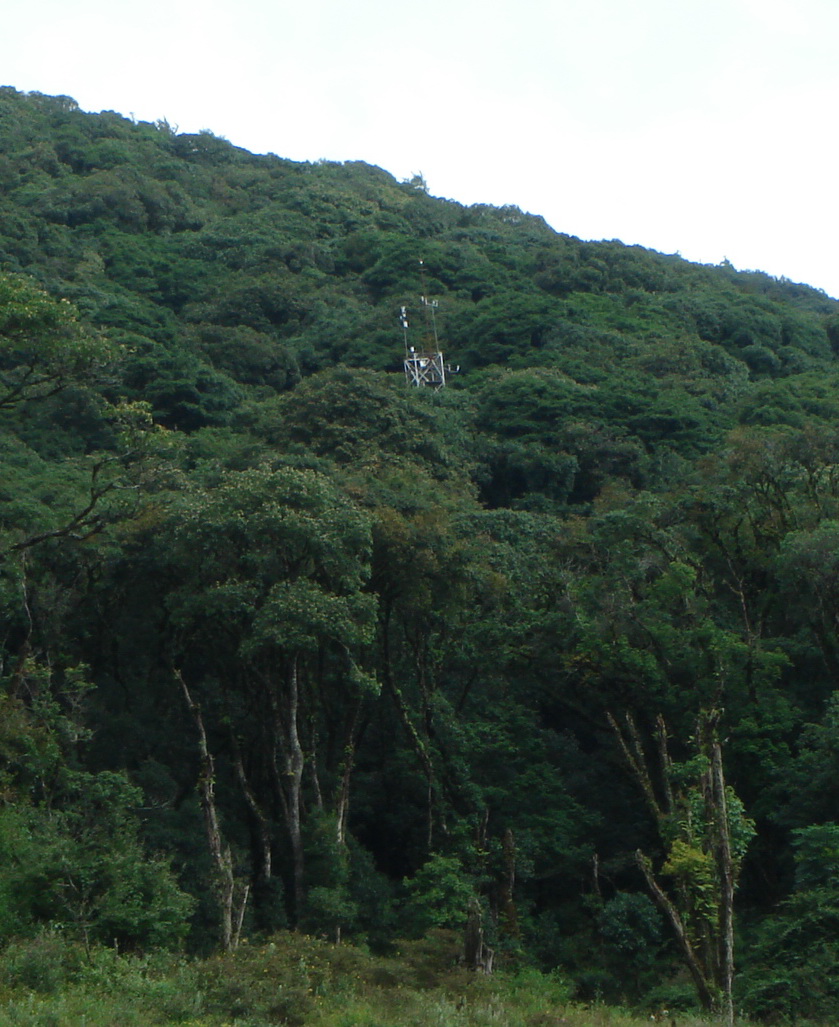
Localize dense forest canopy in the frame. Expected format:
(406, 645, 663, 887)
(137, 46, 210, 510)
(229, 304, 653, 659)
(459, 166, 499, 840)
(3, 86, 839, 1021)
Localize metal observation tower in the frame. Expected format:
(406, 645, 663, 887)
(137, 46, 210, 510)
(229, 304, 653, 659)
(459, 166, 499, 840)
(400, 260, 458, 388)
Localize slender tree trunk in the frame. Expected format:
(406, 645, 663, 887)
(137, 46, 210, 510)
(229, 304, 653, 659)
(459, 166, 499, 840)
(607, 711, 665, 826)
(611, 710, 748, 1017)
(499, 828, 519, 939)
(230, 737, 273, 882)
(283, 656, 306, 922)
(264, 655, 307, 925)
(464, 898, 494, 973)
(177, 670, 248, 951)
(711, 740, 736, 1027)
(635, 851, 715, 1011)
(335, 699, 362, 846)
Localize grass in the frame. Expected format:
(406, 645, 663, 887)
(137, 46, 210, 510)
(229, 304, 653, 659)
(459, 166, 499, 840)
(0, 929, 751, 1027)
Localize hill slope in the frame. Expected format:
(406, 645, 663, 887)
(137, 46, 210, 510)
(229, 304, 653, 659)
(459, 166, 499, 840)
(2, 87, 839, 1022)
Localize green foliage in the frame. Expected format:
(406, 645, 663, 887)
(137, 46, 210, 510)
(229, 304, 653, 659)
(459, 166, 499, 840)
(402, 855, 476, 936)
(589, 892, 666, 1003)
(0, 272, 115, 408)
(598, 892, 663, 963)
(791, 822, 839, 890)
(0, 930, 696, 1027)
(0, 931, 87, 994)
(3, 85, 839, 1022)
(738, 824, 839, 1022)
(0, 777, 194, 951)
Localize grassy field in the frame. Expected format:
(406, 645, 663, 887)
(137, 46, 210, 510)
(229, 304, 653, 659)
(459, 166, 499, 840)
(0, 929, 750, 1027)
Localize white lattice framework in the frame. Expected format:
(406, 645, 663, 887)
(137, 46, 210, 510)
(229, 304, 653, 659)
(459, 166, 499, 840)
(399, 267, 457, 389)
(404, 347, 447, 388)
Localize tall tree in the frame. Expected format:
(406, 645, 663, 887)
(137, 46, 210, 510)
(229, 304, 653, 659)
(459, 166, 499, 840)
(164, 464, 376, 924)
(610, 711, 754, 1022)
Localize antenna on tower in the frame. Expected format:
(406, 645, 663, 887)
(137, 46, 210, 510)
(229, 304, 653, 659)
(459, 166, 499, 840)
(401, 260, 459, 388)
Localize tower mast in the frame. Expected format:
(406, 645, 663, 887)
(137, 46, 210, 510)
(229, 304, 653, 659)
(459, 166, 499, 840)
(401, 260, 457, 388)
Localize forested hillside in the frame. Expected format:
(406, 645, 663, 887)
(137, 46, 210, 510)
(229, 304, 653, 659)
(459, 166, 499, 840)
(3, 86, 839, 1022)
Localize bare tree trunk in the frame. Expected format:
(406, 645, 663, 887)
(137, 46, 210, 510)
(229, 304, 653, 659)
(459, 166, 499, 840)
(262, 655, 307, 925)
(464, 898, 494, 973)
(711, 740, 736, 1027)
(230, 737, 273, 882)
(499, 828, 519, 939)
(607, 711, 666, 826)
(283, 656, 306, 922)
(635, 851, 715, 1011)
(177, 670, 248, 951)
(610, 710, 748, 1017)
(335, 699, 362, 846)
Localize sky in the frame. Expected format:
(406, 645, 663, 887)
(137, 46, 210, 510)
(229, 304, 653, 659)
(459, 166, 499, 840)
(3, 0, 839, 296)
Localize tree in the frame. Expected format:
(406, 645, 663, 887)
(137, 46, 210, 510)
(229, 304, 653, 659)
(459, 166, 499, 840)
(0, 659, 193, 951)
(0, 273, 114, 410)
(610, 711, 754, 1022)
(165, 465, 377, 925)
(739, 821, 839, 1022)
(177, 669, 248, 952)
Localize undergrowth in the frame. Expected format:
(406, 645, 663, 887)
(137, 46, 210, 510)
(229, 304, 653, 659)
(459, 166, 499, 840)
(0, 929, 751, 1027)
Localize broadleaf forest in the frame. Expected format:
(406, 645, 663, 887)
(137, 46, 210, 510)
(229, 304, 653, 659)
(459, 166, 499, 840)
(2, 87, 839, 1023)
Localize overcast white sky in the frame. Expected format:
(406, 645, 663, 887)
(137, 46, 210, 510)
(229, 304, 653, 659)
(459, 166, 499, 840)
(3, 0, 839, 296)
